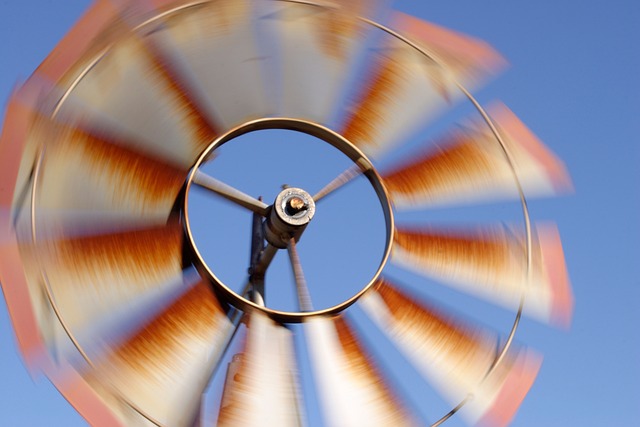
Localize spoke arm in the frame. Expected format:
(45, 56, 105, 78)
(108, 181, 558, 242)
(252, 243, 278, 279)
(193, 170, 269, 216)
(312, 162, 368, 203)
(287, 238, 313, 312)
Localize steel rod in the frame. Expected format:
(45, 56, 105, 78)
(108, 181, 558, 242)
(287, 238, 313, 312)
(193, 170, 269, 216)
(313, 163, 365, 203)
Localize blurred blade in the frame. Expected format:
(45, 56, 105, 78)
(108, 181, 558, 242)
(28, 220, 186, 341)
(217, 311, 303, 426)
(42, 16, 219, 168)
(263, 0, 381, 124)
(360, 279, 541, 427)
(147, 0, 272, 129)
(32, 113, 185, 226)
(393, 223, 573, 327)
(305, 316, 418, 427)
(0, 83, 48, 366)
(85, 280, 232, 427)
(381, 103, 572, 208)
(341, 12, 505, 158)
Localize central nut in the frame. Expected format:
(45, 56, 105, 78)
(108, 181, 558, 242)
(286, 196, 306, 215)
(265, 188, 316, 248)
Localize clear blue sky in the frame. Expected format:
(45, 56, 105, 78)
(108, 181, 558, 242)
(0, 1, 638, 426)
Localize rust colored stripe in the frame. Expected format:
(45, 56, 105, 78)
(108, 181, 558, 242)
(381, 132, 492, 203)
(341, 54, 403, 153)
(316, 4, 365, 60)
(334, 316, 384, 384)
(333, 315, 409, 419)
(50, 220, 182, 290)
(142, 37, 220, 151)
(61, 122, 185, 209)
(393, 227, 511, 279)
(375, 278, 486, 363)
(110, 280, 225, 378)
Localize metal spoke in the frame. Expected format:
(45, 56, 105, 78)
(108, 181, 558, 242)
(253, 243, 278, 279)
(312, 163, 366, 203)
(287, 238, 313, 312)
(193, 170, 269, 216)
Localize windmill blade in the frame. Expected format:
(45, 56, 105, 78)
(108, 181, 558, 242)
(30, 113, 186, 226)
(217, 311, 303, 427)
(144, 0, 272, 130)
(340, 12, 505, 158)
(380, 103, 572, 208)
(392, 223, 573, 327)
(80, 280, 233, 427)
(360, 279, 541, 427)
(37, 10, 219, 168)
(262, 0, 382, 125)
(24, 220, 187, 348)
(305, 316, 418, 427)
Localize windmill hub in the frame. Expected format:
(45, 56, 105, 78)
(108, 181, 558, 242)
(265, 187, 316, 248)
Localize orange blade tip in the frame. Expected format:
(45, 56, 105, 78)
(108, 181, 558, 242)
(49, 366, 124, 427)
(35, 0, 119, 83)
(477, 351, 542, 427)
(538, 223, 574, 329)
(490, 102, 573, 194)
(390, 12, 508, 76)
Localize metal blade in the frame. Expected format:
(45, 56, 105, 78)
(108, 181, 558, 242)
(305, 315, 418, 427)
(148, 0, 272, 130)
(262, 0, 381, 124)
(360, 279, 541, 427)
(341, 12, 505, 158)
(217, 311, 303, 426)
(83, 280, 233, 427)
(393, 223, 573, 327)
(27, 220, 186, 345)
(381, 103, 572, 208)
(43, 15, 219, 168)
(32, 114, 185, 225)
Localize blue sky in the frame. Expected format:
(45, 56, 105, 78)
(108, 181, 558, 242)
(0, 1, 639, 426)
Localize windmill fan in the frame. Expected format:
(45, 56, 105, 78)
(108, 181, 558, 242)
(0, 1, 573, 426)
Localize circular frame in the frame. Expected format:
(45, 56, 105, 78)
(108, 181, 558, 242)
(183, 117, 395, 324)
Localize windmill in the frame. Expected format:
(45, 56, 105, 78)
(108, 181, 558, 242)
(0, 1, 573, 425)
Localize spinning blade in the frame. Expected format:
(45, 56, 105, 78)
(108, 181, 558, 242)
(360, 279, 541, 427)
(341, 12, 505, 158)
(77, 280, 232, 427)
(305, 315, 418, 427)
(392, 223, 573, 327)
(380, 104, 572, 208)
(217, 311, 302, 426)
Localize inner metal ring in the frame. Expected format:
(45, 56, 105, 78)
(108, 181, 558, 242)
(183, 118, 394, 323)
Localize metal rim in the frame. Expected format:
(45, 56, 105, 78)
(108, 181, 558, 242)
(183, 117, 394, 323)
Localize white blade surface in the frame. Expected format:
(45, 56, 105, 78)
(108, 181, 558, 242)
(360, 280, 541, 426)
(393, 223, 573, 327)
(217, 311, 302, 427)
(305, 316, 418, 427)
(381, 103, 572, 208)
(341, 12, 505, 158)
